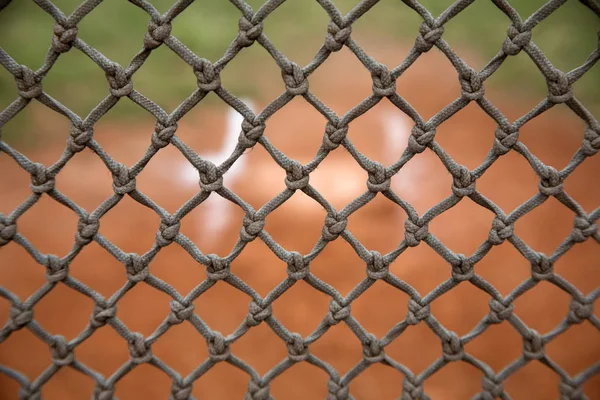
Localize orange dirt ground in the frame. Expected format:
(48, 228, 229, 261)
(0, 43, 599, 399)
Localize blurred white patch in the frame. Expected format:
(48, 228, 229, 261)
(382, 111, 421, 195)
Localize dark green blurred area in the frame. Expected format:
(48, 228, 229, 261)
(0, 0, 598, 129)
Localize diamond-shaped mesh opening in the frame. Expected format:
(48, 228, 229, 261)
(0, 328, 51, 378)
(0, 0, 598, 397)
(116, 283, 172, 334)
(0, 242, 46, 299)
(193, 281, 250, 333)
(16, 194, 78, 255)
(352, 280, 409, 336)
(270, 361, 330, 399)
(192, 362, 249, 399)
(349, 362, 403, 399)
(152, 321, 209, 376)
(430, 281, 490, 335)
(114, 363, 171, 399)
(464, 322, 522, 371)
(503, 360, 561, 400)
(546, 322, 600, 376)
(424, 361, 483, 399)
(230, 322, 287, 375)
(513, 281, 571, 333)
(33, 283, 94, 338)
(76, 325, 129, 377)
(272, 280, 330, 336)
(40, 364, 96, 399)
(554, 239, 600, 295)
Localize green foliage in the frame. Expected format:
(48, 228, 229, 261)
(0, 0, 598, 122)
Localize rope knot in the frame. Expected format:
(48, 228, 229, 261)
(366, 250, 388, 279)
(287, 333, 309, 362)
(523, 329, 544, 360)
(50, 335, 74, 366)
(18, 386, 41, 400)
(408, 125, 435, 154)
(371, 63, 395, 97)
(170, 380, 192, 400)
(502, 24, 531, 56)
(247, 301, 272, 327)
(326, 299, 350, 325)
(199, 161, 223, 192)
(547, 69, 572, 104)
(582, 125, 600, 156)
(112, 163, 136, 195)
(366, 162, 390, 193)
(151, 122, 177, 149)
(93, 383, 114, 400)
(323, 213, 347, 241)
(0, 214, 16, 246)
(246, 380, 270, 400)
(237, 16, 263, 47)
(531, 252, 554, 281)
(124, 253, 149, 283)
(287, 251, 309, 280)
(67, 123, 93, 153)
(404, 218, 428, 247)
(105, 62, 133, 97)
(239, 119, 265, 149)
(76, 216, 99, 246)
(282, 62, 308, 96)
(144, 19, 172, 49)
(285, 160, 309, 191)
(559, 381, 583, 400)
(168, 300, 195, 325)
(208, 332, 230, 361)
(327, 379, 349, 400)
(442, 332, 464, 361)
(567, 299, 593, 324)
(90, 302, 116, 328)
(241, 212, 265, 242)
(488, 217, 513, 245)
(194, 59, 221, 92)
(362, 334, 384, 363)
(459, 68, 484, 101)
(488, 299, 513, 324)
(325, 20, 352, 52)
(9, 304, 32, 331)
(451, 166, 476, 197)
(52, 21, 78, 53)
(538, 165, 563, 196)
(481, 376, 503, 400)
(15, 65, 42, 99)
(128, 332, 152, 364)
(45, 254, 68, 283)
(451, 254, 473, 281)
(30, 163, 55, 194)
(323, 121, 348, 150)
(415, 22, 444, 53)
(493, 126, 519, 156)
(406, 299, 430, 325)
(571, 216, 596, 243)
(206, 254, 230, 281)
(156, 218, 181, 247)
(401, 376, 424, 400)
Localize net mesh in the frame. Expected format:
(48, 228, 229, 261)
(0, 0, 599, 399)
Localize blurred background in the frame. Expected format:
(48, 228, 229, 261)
(0, 0, 599, 399)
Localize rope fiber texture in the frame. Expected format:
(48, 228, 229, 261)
(0, 0, 599, 399)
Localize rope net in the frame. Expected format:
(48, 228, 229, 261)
(0, 0, 599, 399)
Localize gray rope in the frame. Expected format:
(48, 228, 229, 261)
(0, 0, 599, 399)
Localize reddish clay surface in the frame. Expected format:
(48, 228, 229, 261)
(0, 43, 599, 399)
